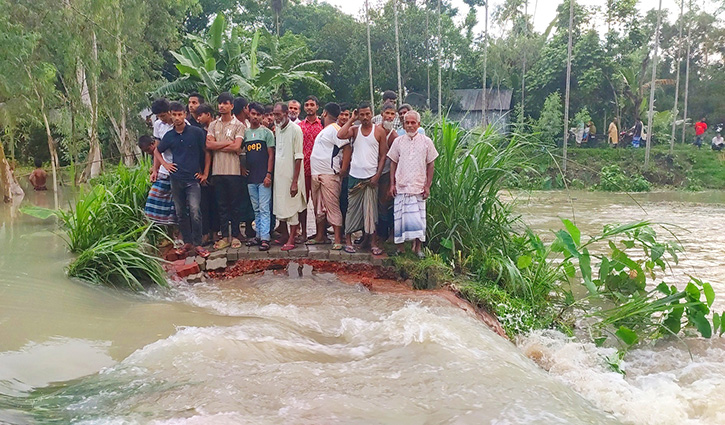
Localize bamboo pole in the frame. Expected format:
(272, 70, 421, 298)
(521, 0, 528, 126)
(669, 0, 684, 153)
(644, 0, 663, 168)
(563, 0, 574, 174)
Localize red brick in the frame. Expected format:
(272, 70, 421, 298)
(175, 262, 200, 278)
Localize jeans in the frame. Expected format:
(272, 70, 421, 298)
(170, 179, 202, 246)
(248, 183, 273, 241)
(695, 135, 703, 148)
(214, 175, 243, 238)
(632, 136, 641, 148)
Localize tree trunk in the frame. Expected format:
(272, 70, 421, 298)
(681, 1, 692, 145)
(0, 138, 23, 202)
(481, 1, 489, 127)
(669, 0, 684, 153)
(563, 0, 574, 174)
(82, 29, 102, 181)
(365, 0, 375, 110)
(426, 4, 430, 107)
(644, 0, 663, 168)
(521, 0, 528, 127)
(114, 10, 137, 167)
(437, 0, 442, 119)
(393, 0, 403, 105)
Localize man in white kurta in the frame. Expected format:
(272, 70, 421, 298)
(272, 103, 307, 250)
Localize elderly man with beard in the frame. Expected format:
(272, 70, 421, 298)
(387, 110, 438, 258)
(288, 100, 302, 124)
(272, 103, 307, 251)
(337, 101, 388, 255)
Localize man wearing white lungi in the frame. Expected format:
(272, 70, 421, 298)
(387, 110, 438, 258)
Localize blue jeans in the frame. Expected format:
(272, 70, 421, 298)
(632, 136, 641, 148)
(170, 179, 203, 246)
(248, 183, 272, 241)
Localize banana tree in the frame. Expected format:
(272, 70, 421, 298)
(155, 14, 331, 103)
(619, 55, 674, 120)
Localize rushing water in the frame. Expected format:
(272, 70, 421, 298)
(1, 189, 724, 424)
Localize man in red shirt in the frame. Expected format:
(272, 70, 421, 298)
(298, 95, 323, 241)
(695, 118, 708, 149)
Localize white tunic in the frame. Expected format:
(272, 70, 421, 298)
(273, 122, 307, 220)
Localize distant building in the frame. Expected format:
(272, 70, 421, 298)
(448, 89, 513, 132)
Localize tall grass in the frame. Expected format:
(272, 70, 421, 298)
(424, 121, 561, 331)
(23, 159, 168, 290)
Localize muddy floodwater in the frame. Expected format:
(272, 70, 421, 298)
(2, 189, 725, 424)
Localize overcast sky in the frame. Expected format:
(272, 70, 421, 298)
(319, 0, 717, 34)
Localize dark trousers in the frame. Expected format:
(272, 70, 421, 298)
(339, 175, 349, 233)
(201, 183, 219, 237)
(170, 179, 202, 246)
(214, 175, 243, 238)
(239, 176, 256, 238)
(376, 172, 394, 240)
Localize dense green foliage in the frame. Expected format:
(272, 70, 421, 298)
(2, 0, 722, 173)
(514, 145, 725, 191)
(597, 165, 651, 192)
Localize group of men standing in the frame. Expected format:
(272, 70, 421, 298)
(140, 90, 437, 259)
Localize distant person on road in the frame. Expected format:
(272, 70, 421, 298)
(608, 118, 619, 147)
(388, 110, 438, 258)
(695, 118, 708, 149)
(29, 158, 47, 191)
(712, 133, 724, 151)
(630, 118, 643, 148)
(587, 121, 597, 146)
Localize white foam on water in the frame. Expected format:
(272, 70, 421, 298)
(518, 329, 725, 425)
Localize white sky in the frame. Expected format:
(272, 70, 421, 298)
(318, 0, 717, 34)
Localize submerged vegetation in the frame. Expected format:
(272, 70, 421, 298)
(22, 160, 166, 290)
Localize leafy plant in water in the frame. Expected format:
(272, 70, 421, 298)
(550, 219, 725, 355)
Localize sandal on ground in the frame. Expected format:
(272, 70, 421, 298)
(331, 243, 344, 251)
(246, 237, 260, 247)
(259, 240, 270, 251)
(305, 238, 330, 245)
(344, 245, 356, 254)
(196, 246, 210, 258)
(281, 243, 296, 251)
(213, 239, 230, 250)
(273, 238, 286, 246)
(174, 243, 192, 256)
(354, 237, 364, 245)
(371, 247, 384, 256)
(230, 237, 243, 249)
